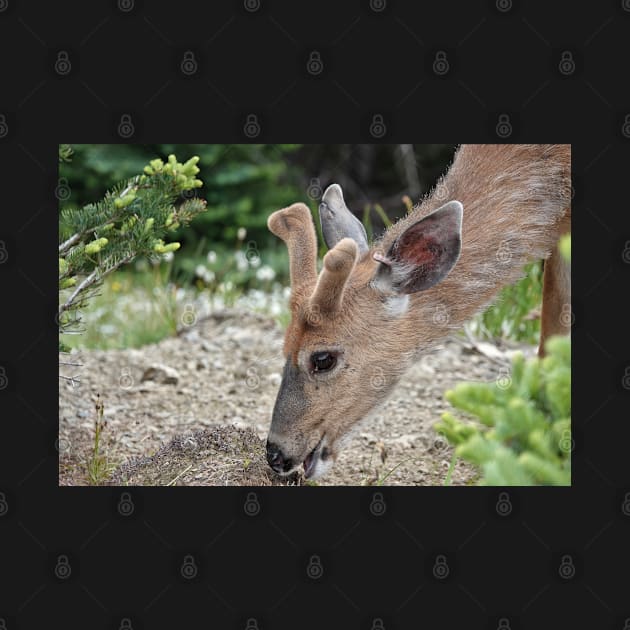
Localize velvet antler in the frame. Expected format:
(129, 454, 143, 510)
(309, 237, 358, 314)
(267, 203, 318, 307)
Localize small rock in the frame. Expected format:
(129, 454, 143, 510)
(141, 364, 180, 385)
(268, 373, 282, 387)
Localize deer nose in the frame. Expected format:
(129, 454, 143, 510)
(266, 441, 293, 473)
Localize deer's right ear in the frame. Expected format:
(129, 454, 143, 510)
(319, 184, 369, 254)
(372, 200, 463, 295)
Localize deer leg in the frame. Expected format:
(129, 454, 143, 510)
(539, 214, 571, 357)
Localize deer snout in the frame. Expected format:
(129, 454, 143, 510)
(266, 440, 294, 474)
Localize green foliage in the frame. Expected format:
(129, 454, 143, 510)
(59, 148, 208, 350)
(469, 262, 543, 345)
(435, 335, 571, 486)
(59, 144, 304, 253)
(86, 394, 116, 485)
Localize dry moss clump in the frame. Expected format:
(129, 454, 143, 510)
(108, 425, 302, 486)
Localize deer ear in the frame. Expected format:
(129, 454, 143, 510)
(373, 200, 463, 294)
(319, 184, 369, 254)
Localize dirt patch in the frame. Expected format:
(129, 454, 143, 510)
(59, 310, 530, 486)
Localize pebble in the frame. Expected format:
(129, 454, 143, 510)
(141, 364, 180, 385)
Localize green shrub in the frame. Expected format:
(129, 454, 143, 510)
(435, 335, 571, 485)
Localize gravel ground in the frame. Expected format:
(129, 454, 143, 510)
(59, 310, 530, 486)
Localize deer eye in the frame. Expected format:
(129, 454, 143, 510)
(311, 351, 337, 373)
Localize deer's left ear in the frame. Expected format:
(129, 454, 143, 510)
(372, 200, 463, 294)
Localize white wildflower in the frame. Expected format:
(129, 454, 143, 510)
(256, 265, 276, 282)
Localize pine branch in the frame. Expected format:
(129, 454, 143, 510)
(58, 154, 207, 335)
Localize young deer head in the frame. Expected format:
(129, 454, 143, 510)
(266, 145, 570, 480)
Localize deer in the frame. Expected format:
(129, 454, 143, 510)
(266, 144, 571, 480)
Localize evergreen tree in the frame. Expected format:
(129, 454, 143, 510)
(58, 146, 208, 352)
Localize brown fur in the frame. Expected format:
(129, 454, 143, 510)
(267, 145, 571, 476)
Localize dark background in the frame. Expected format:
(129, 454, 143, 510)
(1, 1, 629, 629)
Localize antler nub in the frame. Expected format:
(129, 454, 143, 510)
(268, 203, 318, 301)
(309, 237, 358, 314)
